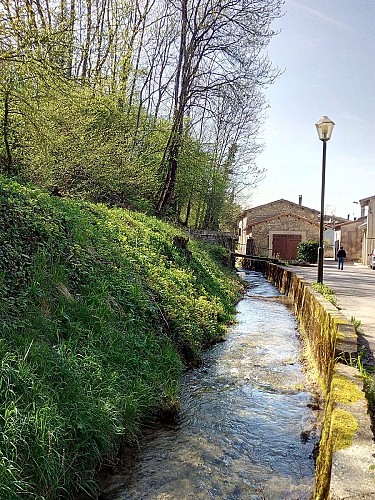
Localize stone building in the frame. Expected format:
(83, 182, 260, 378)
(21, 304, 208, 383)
(359, 194, 375, 265)
(334, 217, 366, 262)
(238, 199, 321, 260)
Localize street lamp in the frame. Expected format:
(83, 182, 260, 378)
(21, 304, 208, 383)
(315, 115, 335, 283)
(353, 201, 359, 220)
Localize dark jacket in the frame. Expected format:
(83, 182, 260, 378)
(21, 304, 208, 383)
(337, 248, 346, 258)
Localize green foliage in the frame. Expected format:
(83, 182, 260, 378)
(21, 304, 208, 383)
(219, 200, 243, 233)
(345, 347, 369, 377)
(297, 240, 319, 263)
(11, 88, 164, 212)
(350, 316, 362, 333)
(0, 0, 280, 228)
(312, 282, 338, 308)
(0, 175, 241, 498)
(0, 59, 242, 225)
(349, 321, 372, 376)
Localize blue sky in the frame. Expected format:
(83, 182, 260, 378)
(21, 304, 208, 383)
(250, 0, 375, 219)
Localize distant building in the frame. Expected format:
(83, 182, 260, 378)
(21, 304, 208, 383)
(359, 195, 375, 266)
(237, 198, 321, 261)
(334, 217, 366, 262)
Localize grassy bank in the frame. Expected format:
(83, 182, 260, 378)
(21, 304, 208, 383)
(0, 176, 242, 499)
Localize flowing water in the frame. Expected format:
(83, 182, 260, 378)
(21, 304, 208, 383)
(102, 270, 319, 500)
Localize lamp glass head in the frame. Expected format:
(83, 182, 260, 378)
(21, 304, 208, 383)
(315, 115, 335, 141)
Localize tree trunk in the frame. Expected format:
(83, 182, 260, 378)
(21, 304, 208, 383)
(184, 190, 193, 226)
(156, 135, 180, 214)
(81, 0, 92, 79)
(66, 0, 76, 77)
(2, 91, 13, 174)
(156, 0, 188, 214)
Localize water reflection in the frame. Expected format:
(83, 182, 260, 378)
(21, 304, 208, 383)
(103, 270, 317, 500)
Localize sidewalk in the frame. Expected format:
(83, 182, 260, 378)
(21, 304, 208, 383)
(291, 259, 375, 365)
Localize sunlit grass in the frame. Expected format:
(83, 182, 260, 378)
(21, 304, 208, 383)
(0, 174, 241, 498)
(312, 282, 338, 308)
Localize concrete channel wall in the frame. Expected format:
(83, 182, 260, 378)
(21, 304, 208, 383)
(248, 261, 375, 499)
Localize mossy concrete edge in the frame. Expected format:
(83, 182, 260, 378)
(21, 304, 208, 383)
(262, 263, 375, 500)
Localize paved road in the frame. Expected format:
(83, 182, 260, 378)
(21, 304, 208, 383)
(292, 259, 375, 365)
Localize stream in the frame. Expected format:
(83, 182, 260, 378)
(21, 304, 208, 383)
(102, 270, 319, 499)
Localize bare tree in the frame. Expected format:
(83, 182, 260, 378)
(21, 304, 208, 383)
(0, 0, 282, 221)
(155, 0, 283, 215)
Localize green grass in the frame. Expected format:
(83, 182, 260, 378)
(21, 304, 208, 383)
(312, 282, 338, 308)
(0, 175, 242, 498)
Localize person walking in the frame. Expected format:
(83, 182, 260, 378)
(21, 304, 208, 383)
(337, 245, 347, 270)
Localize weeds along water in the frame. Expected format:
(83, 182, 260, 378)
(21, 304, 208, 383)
(100, 270, 319, 500)
(0, 175, 242, 499)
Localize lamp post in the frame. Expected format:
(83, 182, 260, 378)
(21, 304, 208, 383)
(353, 201, 359, 220)
(315, 115, 335, 284)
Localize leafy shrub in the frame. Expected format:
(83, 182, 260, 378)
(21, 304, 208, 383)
(297, 240, 319, 263)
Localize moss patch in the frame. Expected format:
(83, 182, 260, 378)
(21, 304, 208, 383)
(332, 374, 364, 404)
(331, 408, 359, 451)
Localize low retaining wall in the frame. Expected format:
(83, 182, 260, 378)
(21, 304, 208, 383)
(188, 230, 238, 251)
(247, 261, 374, 499)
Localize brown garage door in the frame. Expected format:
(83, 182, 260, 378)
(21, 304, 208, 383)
(272, 234, 302, 260)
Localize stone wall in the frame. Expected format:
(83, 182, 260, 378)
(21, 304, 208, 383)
(339, 218, 365, 262)
(188, 230, 237, 251)
(247, 261, 373, 499)
(252, 214, 319, 256)
(245, 199, 319, 224)
(238, 200, 320, 257)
